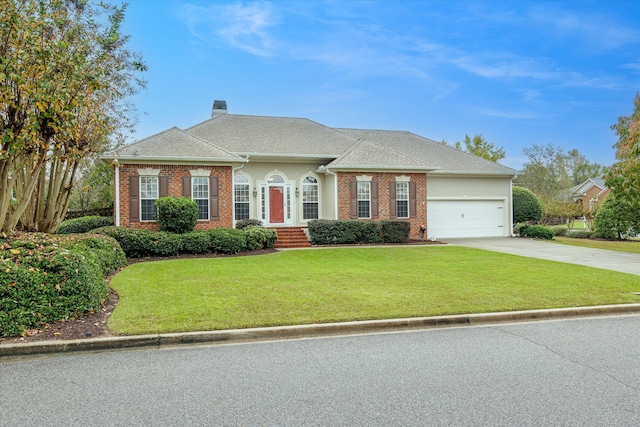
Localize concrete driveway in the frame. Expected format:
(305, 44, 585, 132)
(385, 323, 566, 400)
(447, 237, 640, 276)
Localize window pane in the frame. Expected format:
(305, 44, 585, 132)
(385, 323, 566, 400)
(397, 200, 409, 218)
(396, 182, 409, 218)
(191, 177, 209, 220)
(357, 182, 370, 218)
(235, 202, 250, 220)
(141, 199, 156, 221)
(303, 202, 318, 220)
(140, 176, 158, 221)
(358, 200, 370, 218)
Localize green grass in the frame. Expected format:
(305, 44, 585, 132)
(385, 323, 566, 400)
(108, 246, 640, 335)
(554, 236, 640, 254)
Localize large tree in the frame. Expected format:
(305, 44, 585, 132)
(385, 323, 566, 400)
(515, 144, 571, 202)
(451, 134, 506, 163)
(606, 93, 640, 204)
(567, 148, 606, 186)
(0, 0, 145, 232)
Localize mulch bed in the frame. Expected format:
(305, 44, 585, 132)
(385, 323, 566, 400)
(0, 242, 443, 345)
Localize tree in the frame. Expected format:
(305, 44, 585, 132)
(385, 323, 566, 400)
(567, 149, 605, 186)
(0, 0, 146, 232)
(450, 134, 506, 162)
(512, 186, 543, 223)
(68, 159, 114, 211)
(515, 144, 572, 202)
(593, 194, 640, 239)
(606, 93, 640, 205)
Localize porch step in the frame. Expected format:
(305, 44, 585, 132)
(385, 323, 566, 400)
(270, 227, 311, 249)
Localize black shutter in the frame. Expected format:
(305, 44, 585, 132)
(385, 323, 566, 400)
(371, 181, 379, 218)
(182, 177, 191, 197)
(409, 181, 417, 218)
(129, 176, 139, 222)
(349, 179, 358, 219)
(210, 176, 219, 220)
(389, 181, 397, 219)
(159, 176, 169, 197)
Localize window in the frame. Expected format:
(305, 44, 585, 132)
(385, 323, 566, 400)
(192, 177, 209, 220)
(357, 181, 370, 218)
(396, 181, 409, 218)
(234, 175, 250, 220)
(302, 176, 319, 220)
(140, 176, 158, 221)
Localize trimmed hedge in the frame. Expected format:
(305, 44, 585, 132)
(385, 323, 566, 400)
(207, 228, 246, 254)
(308, 219, 410, 245)
(56, 215, 114, 234)
(0, 232, 126, 337)
(155, 196, 198, 234)
(235, 219, 263, 229)
(181, 231, 211, 254)
(519, 225, 554, 240)
(380, 221, 411, 243)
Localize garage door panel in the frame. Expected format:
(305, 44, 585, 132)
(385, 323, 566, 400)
(427, 200, 505, 239)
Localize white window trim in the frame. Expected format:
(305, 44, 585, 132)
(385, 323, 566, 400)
(356, 175, 373, 182)
(140, 175, 159, 222)
(396, 181, 409, 219)
(300, 173, 321, 222)
(395, 175, 410, 182)
(190, 169, 211, 177)
(192, 176, 210, 221)
(137, 168, 160, 176)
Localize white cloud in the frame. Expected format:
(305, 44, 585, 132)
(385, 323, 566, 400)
(180, 1, 280, 57)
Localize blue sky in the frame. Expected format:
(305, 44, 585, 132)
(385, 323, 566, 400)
(121, 0, 640, 170)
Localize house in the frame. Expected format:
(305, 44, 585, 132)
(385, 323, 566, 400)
(569, 177, 610, 212)
(102, 101, 518, 240)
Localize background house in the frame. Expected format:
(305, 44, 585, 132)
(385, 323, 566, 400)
(102, 101, 517, 240)
(569, 177, 610, 212)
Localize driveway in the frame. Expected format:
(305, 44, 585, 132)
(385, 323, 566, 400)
(447, 237, 640, 276)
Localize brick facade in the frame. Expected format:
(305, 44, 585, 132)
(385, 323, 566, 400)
(337, 172, 427, 239)
(116, 164, 233, 231)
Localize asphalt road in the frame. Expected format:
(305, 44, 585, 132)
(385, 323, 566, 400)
(2, 314, 640, 426)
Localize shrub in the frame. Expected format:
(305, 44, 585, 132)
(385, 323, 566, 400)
(513, 186, 543, 223)
(56, 215, 114, 234)
(513, 223, 529, 236)
(207, 228, 246, 254)
(181, 231, 211, 254)
(380, 220, 411, 243)
(235, 219, 263, 229)
(593, 195, 640, 240)
(149, 231, 183, 256)
(94, 226, 154, 258)
(308, 220, 335, 245)
(0, 232, 111, 337)
(520, 225, 554, 240)
(64, 234, 127, 275)
(245, 226, 267, 251)
(551, 226, 567, 237)
(567, 230, 593, 239)
(263, 229, 277, 249)
(155, 196, 198, 234)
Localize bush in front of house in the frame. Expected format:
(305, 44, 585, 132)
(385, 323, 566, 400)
(513, 223, 528, 236)
(245, 226, 268, 251)
(149, 231, 183, 256)
(155, 196, 198, 234)
(56, 215, 114, 234)
(307, 219, 383, 245)
(513, 186, 543, 223)
(94, 226, 154, 258)
(593, 195, 640, 240)
(235, 219, 263, 229)
(0, 232, 120, 337)
(567, 230, 593, 239)
(551, 225, 568, 237)
(519, 225, 554, 240)
(64, 234, 127, 275)
(207, 228, 247, 254)
(380, 220, 411, 243)
(181, 231, 211, 254)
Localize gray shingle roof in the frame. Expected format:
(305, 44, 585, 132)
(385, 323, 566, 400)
(104, 112, 518, 176)
(185, 114, 356, 159)
(104, 127, 244, 163)
(334, 128, 517, 176)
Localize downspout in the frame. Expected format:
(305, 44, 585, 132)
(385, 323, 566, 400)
(114, 159, 120, 226)
(325, 168, 339, 220)
(509, 175, 517, 237)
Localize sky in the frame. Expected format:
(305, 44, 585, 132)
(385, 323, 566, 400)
(120, 0, 640, 171)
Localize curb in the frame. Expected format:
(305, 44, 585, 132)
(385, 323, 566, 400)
(3, 303, 640, 359)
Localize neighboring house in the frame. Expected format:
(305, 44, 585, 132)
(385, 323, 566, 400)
(101, 101, 518, 240)
(569, 177, 610, 212)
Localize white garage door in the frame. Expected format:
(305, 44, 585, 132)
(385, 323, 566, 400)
(427, 200, 505, 239)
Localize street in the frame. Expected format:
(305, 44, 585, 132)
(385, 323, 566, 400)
(2, 314, 640, 426)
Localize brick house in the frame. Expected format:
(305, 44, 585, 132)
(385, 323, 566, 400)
(102, 101, 517, 240)
(569, 177, 610, 212)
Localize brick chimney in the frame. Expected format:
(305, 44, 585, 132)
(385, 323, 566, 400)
(212, 100, 227, 117)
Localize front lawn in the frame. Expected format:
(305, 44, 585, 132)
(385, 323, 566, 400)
(554, 236, 640, 254)
(108, 246, 640, 335)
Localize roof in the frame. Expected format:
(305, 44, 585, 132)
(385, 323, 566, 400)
(334, 128, 517, 176)
(103, 127, 244, 163)
(570, 177, 608, 197)
(103, 112, 518, 176)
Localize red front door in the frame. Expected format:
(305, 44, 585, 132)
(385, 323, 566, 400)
(269, 186, 284, 223)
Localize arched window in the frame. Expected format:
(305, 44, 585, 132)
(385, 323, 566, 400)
(302, 176, 319, 220)
(234, 175, 250, 220)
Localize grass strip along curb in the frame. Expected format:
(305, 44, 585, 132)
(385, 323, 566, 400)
(3, 303, 640, 359)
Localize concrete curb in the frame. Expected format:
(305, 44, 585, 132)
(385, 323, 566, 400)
(3, 303, 640, 359)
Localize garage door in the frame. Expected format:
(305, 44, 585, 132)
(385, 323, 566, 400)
(427, 200, 505, 239)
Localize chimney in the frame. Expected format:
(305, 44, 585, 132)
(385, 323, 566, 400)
(212, 100, 228, 117)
